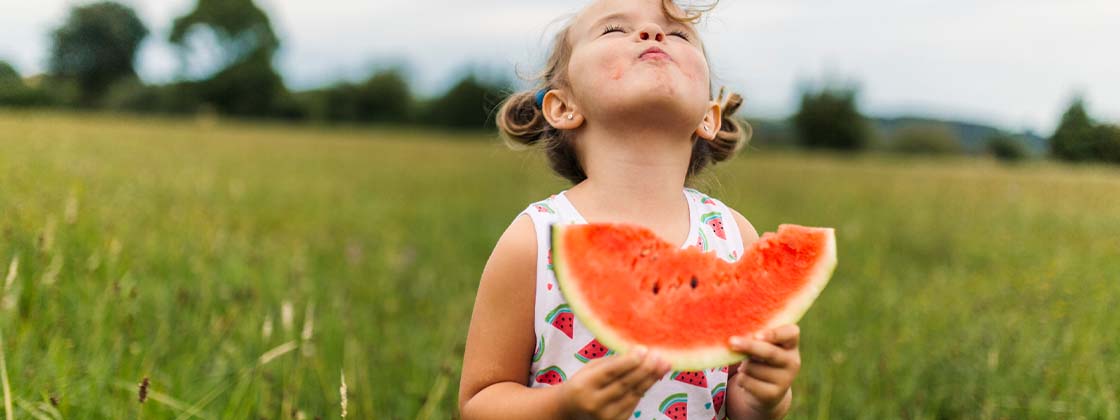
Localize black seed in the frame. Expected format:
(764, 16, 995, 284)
(652, 283, 660, 295)
(690, 276, 699, 288)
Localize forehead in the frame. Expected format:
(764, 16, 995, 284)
(572, 0, 695, 35)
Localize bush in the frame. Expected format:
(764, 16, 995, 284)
(0, 61, 56, 108)
(792, 85, 871, 151)
(888, 123, 963, 155)
(985, 133, 1029, 162)
(303, 68, 413, 124)
(1050, 97, 1120, 164)
(423, 73, 508, 129)
(1091, 124, 1120, 163)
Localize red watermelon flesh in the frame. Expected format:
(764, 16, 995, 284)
(552, 223, 836, 370)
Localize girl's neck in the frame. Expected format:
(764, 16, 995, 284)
(566, 122, 694, 224)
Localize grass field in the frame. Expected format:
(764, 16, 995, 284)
(1, 110, 1118, 419)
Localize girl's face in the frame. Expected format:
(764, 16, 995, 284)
(565, 0, 712, 127)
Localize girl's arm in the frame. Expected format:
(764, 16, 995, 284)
(458, 215, 671, 420)
(459, 215, 568, 419)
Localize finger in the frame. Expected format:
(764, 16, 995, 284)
(743, 362, 792, 386)
(729, 338, 794, 368)
(609, 349, 663, 395)
(762, 324, 800, 349)
(737, 375, 789, 404)
(631, 358, 670, 395)
(591, 346, 648, 386)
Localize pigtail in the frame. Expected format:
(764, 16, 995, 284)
(496, 90, 550, 148)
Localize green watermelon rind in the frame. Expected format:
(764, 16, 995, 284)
(551, 223, 837, 371)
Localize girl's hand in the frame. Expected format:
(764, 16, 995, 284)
(726, 324, 801, 419)
(560, 346, 672, 420)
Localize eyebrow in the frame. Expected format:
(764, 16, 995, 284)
(589, 12, 630, 32)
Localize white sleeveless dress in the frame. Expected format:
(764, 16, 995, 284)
(520, 188, 745, 420)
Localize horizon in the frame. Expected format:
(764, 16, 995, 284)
(1, 0, 1117, 134)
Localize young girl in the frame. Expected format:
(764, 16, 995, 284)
(459, 0, 802, 418)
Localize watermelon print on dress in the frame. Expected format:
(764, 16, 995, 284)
(701, 211, 726, 240)
(574, 338, 615, 363)
(532, 335, 545, 363)
(672, 370, 708, 388)
(546, 304, 574, 338)
(711, 382, 727, 416)
(535, 202, 556, 214)
(660, 393, 689, 420)
(535, 366, 566, 385)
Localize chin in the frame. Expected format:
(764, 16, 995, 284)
(599, 92, 697, 128)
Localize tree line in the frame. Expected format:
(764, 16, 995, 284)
(0, 0, 509, 129)
(1, 0, 1118, 165)
(782, 84, 1120, 164)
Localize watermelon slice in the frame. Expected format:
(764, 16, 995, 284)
(711, 382, 727, 414)
(574, 338, 615, 363)
(551, 223, 836, 370)
(671, 370, 708, 388)
(545, 304, 574, 338)
(659, 393, 689, 420)
(535, 366, 566, 385)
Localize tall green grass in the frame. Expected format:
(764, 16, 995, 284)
(0, 111, 1117, 419)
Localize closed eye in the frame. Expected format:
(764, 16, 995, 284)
(669, 30, 690, 41)
(602, 24, 624, 35)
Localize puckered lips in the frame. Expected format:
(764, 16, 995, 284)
(639, 46, 672, 61)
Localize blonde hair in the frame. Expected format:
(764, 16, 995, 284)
(496, 0, 751, 184)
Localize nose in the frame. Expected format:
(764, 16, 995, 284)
(637, 24, 665, 42)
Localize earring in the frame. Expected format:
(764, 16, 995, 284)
(566, 113, 574, 120)
(703, 125, 710, 132)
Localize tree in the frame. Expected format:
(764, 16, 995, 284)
(169, 0, 284, 116)
(792, 85, 870, 151)
(1050, 97, 1120, 164)
(313, 68, 413, 123)
(424, 73, 508, 129)
(48, 2, 149, 106)
(1050, 97, 1096, 161)
(0, 60, 19, 86)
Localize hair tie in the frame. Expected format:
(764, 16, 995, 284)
(533, 88, 548, 109)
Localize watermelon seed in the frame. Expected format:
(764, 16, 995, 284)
(640, 248, 650, 256)
(690, 276, 698, 289)
(652, 283, 660, 295)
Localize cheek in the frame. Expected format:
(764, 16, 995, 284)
(679, 52, 708, 84)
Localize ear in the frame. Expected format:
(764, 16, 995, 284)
(694, 100, 722, 141)
(541, 90, 583, 130)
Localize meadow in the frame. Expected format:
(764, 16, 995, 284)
(0, 111, 1118, 419)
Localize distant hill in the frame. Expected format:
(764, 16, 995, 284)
(872, 116, 1047, 155)
(741, 114, 1048, 155)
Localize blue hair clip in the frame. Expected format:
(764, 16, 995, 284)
(533, 88, 548, 109)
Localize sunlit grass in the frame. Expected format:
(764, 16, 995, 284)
(0, 111, 1117, 418)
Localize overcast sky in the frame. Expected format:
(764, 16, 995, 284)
(1, 0, 1117, 133)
